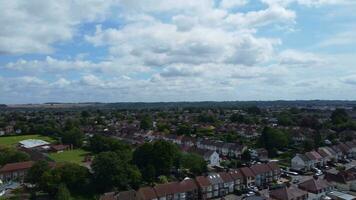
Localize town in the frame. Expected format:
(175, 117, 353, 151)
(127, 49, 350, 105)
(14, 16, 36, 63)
(0, 102, 356, 200)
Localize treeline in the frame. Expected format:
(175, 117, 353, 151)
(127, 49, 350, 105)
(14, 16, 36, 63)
(26, 135, 207, 198)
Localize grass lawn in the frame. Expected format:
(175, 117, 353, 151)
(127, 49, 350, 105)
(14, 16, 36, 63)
(48, 149, 90, 164)
(0, 134, 56, 146)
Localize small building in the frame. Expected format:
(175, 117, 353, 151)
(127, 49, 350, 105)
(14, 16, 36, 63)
(50, 144, 70, 153)
(19, 139, 50, 149)
(0, 161, 34, 182)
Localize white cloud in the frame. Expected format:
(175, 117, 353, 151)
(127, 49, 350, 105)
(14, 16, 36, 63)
(220, 0, 248, 9)
(0, 0, 117, 54)
(278, 50, 326, 67)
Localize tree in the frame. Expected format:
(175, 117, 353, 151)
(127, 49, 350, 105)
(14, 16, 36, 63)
(176, 125, 192, 136)
(241, 150, 251, 162)
(181, 153, 207, 175)
(140, 115, 153, 130)
(246, 106, 262, 115)
(56, 183, 71, 200)
(61, 128, 84, 147)
(230, 114, 245, 123)
(331, 109, 349, 125)
(92, 151, 141, 192)
(26, 161, 51, 186)
(89, 134, 130, 154)
(258, 127, 289, 156)
(133, 141, 181, 181)
(0, 146, 30, 166)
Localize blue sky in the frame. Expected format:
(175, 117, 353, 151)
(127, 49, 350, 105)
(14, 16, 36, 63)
(0, 0, 356, 103)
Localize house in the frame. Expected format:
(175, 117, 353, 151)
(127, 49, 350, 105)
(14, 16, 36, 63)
(318, 148, 332, 164)
(195, 176, 213, 200)
(206, 174, 224, 198)
(291, 154, 312, 171)
(187, 148, 220, 166)
(100, 190, 138, 200)
(267, 162, 281, 182)
(153, 178, 198, 200)
(250, 164, 273, 187)
(50, 144, 70, 153)
(345, 141, 356, 159)
(305, 151, 323, 168)
(229, 169, 244, 191)
(325, 167, 356, 191)
(0, 161, 34, 182)
(239, 167, 256, 188)
(251, 148, 269, 161)
(219, 172, 235, 194)
(331, 145, 345, 160)
(298, 178, 334, 200)
(269, 186, 308, 200)
(137, 187, 158, 200)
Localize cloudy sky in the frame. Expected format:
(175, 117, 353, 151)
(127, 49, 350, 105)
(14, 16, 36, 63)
(0, 0, 356, 103)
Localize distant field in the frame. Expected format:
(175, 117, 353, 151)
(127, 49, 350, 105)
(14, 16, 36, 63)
(0, 134, 56, 146)
(48, 149, 90, 164)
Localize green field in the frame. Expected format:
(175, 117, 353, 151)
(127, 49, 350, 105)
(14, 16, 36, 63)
(48, 149, 90, 164)
(0, 134, 56, 146)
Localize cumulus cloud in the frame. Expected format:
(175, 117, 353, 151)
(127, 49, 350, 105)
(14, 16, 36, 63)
(278, 50, 326, 67)
(0, 0, 117, 54)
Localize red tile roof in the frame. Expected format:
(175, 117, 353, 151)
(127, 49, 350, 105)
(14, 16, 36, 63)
(250, 164, 271, 175)
(153, 179, 198, 197)
(298, 178, 331, 194)
(229, 169, 243, 180)
(240, 167, 256, 178)
(270, 186, 308, 200)
(219, 172, 234, 182)
(0, 161, 34, 173)
(195, 176, 211, 187)
(138, 187, 157, 200)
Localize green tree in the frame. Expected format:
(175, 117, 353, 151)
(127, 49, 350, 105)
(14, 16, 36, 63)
(140, 116, 153, 130)
(92, 151, 141, 192)
(241, 150, 251, 162)
(26, 161, 51, 186)
(61, 128, 84, 147)
(258, 127, 289, 156)
(181, 153, 207, 175)
(0, 146, 30, 166)
(331, 109, 349, 125)
(56, 183, 71, 200)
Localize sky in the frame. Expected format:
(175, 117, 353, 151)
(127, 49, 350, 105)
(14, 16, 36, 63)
(0, 0, 356, 104)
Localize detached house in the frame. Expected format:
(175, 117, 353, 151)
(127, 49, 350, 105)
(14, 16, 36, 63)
(298, 178, 334, 200)
(291, 154, 312, 171)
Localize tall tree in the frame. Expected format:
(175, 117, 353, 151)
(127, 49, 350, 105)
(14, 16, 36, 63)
(56, 183, 72, 200)
(92, 151, 141, 192)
